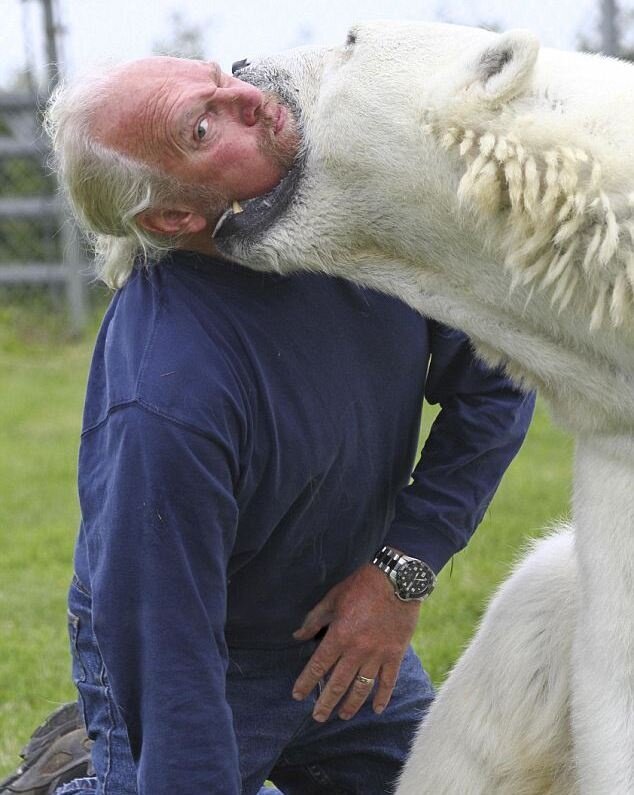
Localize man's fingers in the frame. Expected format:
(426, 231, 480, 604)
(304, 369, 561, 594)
(296, 654, 401, 721)
(311, 659, 362, 723)
(292, 598, 334, 641)
(337, 667, 379, 721)
(292, 644, 339, 702)
(372, 662, 400, 715)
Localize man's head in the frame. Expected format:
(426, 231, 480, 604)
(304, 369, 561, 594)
(45, 56, 299, 287)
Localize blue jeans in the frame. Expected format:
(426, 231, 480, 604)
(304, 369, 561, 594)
(61, 576, 434, 794)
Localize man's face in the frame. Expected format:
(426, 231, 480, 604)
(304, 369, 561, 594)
(95, 56, 300, 206)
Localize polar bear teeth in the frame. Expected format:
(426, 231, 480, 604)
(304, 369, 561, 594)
(212, 201, 247, 237)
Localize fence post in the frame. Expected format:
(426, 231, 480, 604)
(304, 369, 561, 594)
(61, 212, 89, 334)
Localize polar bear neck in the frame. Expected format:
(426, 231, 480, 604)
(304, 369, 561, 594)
(223, 36, 634, 433)
(423, 104, 634, 332)
(333, 249, 634, 435)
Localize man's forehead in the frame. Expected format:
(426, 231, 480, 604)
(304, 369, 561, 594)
(94, 56, 216, 161)
(115, 55, 212, 84)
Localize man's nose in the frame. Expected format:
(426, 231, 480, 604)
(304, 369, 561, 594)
(217, 80, 264, 126)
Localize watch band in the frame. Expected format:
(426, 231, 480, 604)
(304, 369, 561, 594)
(372, 545, 436, 602)
(372, 545, 404, 575)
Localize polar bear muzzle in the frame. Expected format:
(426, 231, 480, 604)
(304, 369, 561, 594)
(213, 153, 305, 247)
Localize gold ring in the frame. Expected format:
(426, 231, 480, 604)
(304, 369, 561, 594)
(355, 674, 375, 686)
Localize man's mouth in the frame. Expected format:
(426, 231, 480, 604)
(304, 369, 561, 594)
(274, 104, 287, 135)
(260, 97, 287, 136)
(213, 65, 304, 253)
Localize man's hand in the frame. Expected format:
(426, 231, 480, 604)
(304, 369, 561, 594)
(291, 563, 421, 723)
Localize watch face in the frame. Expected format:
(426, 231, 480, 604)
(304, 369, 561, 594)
(395, 560, 434, 600)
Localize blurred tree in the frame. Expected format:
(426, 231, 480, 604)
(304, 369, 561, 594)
(601, 0, 621, 55)
(578, 0, 634, 60)
(153, 11, 210, 60)
(434, 0, 501, 32)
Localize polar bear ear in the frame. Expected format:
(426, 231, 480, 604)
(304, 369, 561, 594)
(467, 30, 539, 105)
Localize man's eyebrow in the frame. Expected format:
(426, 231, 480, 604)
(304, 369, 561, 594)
(175, 65, 220, 145)
(176, 106, 191, 142)
(176, 103, 204, 147)
(210, 62, 222, 85)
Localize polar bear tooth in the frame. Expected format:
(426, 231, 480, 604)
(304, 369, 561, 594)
(232, 200, 244, 214)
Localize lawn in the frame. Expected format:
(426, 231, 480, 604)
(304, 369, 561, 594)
(0, 299, 573, 777)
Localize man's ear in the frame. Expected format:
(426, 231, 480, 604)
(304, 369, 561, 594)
(466, 30, 539, 105)
(136, 208, 208, 236)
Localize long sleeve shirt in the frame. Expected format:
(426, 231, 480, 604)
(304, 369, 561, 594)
(74, 251, 535, 793)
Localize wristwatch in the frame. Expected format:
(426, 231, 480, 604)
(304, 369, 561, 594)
(372, 545, 436, 602)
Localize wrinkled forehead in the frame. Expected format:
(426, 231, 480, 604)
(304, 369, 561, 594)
(94, 56, 215, 151)
(104, 55, 215, 107)
(114, 55, 211, 81)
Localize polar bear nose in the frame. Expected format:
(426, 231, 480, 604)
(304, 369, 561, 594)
(232, 58, 251, 74)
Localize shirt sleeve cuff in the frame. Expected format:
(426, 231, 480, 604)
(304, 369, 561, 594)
(383, 521, 465, 575)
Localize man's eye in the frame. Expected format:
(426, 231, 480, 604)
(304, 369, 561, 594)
(196, 117, 209, 140)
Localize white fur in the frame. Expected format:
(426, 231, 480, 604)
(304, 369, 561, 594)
(219, 22, 634, 794)
(398, 529, 577, 795)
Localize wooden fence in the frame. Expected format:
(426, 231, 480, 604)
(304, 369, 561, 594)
(0, 91, 89, 331)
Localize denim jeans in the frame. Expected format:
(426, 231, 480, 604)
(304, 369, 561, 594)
(61, 576, 434, 795)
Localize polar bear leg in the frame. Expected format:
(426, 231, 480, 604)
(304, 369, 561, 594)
(571, 436, 634, 795)
(395, 528, 577, 795)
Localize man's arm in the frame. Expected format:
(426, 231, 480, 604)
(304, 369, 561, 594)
(386, 320, 536, 571)
(79, 403, 241, 794)
(292, 321, 535, 721)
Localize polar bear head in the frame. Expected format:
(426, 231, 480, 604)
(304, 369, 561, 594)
(214, 22, 634, 433)
(215, 21, 634, 338)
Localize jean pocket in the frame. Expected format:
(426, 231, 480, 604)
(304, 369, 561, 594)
(68, 581, 108, 688)
(67, 583, 115, 752)
(68, 609, 86, 686)
(67, 607, 93, 736)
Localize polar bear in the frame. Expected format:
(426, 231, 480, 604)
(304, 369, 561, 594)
(213, 22, 634, 795)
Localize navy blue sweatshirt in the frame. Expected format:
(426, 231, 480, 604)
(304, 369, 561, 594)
(75, 251, 534, 793)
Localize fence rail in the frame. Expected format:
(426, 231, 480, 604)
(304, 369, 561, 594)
(0, 90, 88, 330)
(0, 139, 45, 158)
(0, 263, 66, 283)
(0, 195, 60, 218)
(0, 92, 45, 111)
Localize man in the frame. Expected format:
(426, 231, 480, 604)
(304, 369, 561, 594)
(2, 57, 534, 795)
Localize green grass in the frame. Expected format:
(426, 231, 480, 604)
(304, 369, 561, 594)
(418, 400, 573, 683)
(0, 302, 101, 771)
(0, 302, 573, 776)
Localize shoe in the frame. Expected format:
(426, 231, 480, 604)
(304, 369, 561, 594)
(0, 703, 93, 794)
